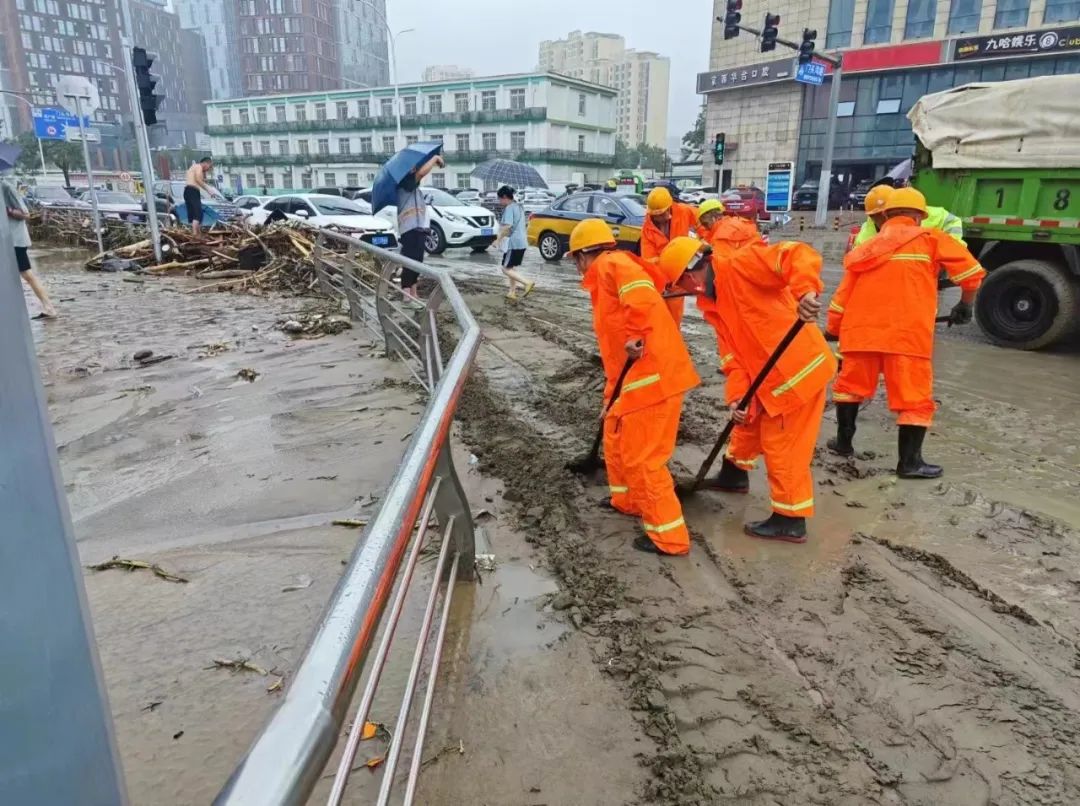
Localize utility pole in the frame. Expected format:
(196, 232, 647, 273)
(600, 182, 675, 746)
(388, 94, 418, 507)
(66, 94, 104, 255)
(817, 58, 843, 229)
(117, 0, 163, 262)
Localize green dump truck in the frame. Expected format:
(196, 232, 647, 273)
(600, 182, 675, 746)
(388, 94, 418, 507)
(910, 75, 1080, 350)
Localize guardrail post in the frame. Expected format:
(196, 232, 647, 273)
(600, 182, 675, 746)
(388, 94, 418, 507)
(432, 444, 475, 581)
(419, 285, 446, 385)
(312, 232, 336, 297)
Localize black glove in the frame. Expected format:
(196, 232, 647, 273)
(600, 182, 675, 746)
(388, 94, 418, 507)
(949, 300, 973, 326)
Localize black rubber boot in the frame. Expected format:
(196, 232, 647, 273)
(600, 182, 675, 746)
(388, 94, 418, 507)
(744, 514, 807, 544)
(896, 425, 943, 479)
(827, 402, 859, 457)
(706, 458, 750, 493)
(632, 535, 685, 556)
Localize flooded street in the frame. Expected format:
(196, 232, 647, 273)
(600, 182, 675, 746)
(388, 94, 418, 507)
(27, 235, 1080, 805)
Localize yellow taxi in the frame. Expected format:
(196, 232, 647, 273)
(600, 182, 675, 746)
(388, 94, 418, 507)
(526, 192, 647, 261)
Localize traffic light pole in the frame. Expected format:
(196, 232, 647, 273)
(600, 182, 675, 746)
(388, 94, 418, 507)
(117, 0, 163, 262)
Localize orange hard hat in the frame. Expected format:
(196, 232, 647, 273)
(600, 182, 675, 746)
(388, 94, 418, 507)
(883, 187, 928, 215)
(647, 187, 673, 214)
(864, 185, 892, 214)
(658, 236, 709, 283)
(568, 218, 616, 255)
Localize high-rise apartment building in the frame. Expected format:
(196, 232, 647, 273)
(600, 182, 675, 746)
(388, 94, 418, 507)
(537, 30, 670, 149)
(422, 65, 476, 83)
(338, 0, 389, 88)
(174, 0, 242, 100)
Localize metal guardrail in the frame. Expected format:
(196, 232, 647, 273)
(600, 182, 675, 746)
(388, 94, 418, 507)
(215, 230, 481, 805)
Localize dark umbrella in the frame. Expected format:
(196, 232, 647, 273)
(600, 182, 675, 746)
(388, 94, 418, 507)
(0, 142, 23, 172)
(372, 141, 443, 213)
(470, 159, 547, 190)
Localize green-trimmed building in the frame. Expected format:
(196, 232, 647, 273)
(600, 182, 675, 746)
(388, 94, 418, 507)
(205, 72, 618, 193)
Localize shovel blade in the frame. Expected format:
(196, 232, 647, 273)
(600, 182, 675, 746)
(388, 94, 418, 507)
(566, 453, 602, 475)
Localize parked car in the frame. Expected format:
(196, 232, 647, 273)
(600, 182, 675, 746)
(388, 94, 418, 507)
(233, 195, 271, 211)
(720, 186, 771, 221)
(520, 192, 554, 215)
(848, 179, 874, 209)
(679, 186, 719, 204)
(527, 191, 646, 262)
(81, 190, 144, 220)
(791, 181, 848, 211)
(246, 193, 397, 247)
(27, 185, 90, 209)
(355, 186, 499, 254)
(313, 186, 344, 197)
(455, 189, 483, 205)
(448, 187, 481, 197)
(152, 180, 244, 225)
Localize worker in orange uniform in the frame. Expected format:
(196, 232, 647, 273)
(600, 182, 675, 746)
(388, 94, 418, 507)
(826, 187, 985, 478)
(569, 219, 701, 556)
(660, 236, 836, 543)
(697, 199, 764, 256)
(640, 187, 699, 324)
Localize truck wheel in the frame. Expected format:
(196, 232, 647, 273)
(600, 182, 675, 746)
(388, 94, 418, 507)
(975, 259, 1079, 350)
(538, 231, 564, 262)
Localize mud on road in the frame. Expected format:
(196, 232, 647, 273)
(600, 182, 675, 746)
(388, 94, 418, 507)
(433, 249, 1080, 805)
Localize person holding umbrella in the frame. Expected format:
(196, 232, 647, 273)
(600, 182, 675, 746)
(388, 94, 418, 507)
(3, 169, 58, 319)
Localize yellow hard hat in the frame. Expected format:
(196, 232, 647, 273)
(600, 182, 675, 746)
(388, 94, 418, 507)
(864, 185, 893, 214)
(883, 187, 928, 215)
(568, 218, 617, 255)
(697, 199, 725, 220)
(647, 187, 673, 214)
(659, 236, 708, 283)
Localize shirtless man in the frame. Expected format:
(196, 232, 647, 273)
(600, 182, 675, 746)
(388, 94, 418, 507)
(184, 157, 220, 236)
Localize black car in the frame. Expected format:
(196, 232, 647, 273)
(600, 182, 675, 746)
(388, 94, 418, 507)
(848, 180, 874, 209)
(791, 181, 848, 211)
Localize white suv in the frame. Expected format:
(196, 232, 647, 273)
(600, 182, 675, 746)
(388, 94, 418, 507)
(247, 194, 397, 248)
(357, 186, 499, 254)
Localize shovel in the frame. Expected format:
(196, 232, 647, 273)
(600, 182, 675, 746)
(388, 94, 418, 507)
(677, 319, 807, 497)
(566, 357, 635, 475)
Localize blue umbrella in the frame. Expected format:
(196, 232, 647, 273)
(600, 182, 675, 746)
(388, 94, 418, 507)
(470, 159, 547, 190)
(372, 141, 443, 213)
(0, 142, 23, 172)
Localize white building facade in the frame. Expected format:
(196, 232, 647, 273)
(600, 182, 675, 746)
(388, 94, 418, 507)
(206, 72, 617, 192)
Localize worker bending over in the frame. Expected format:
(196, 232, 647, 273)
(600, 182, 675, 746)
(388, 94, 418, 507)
(640, 187, 699, 324)
(827, 187, 985, 478)
(696, 199, 763, 256)
(570, 219, 701, 556)
(661, 237, 835, 543)
(853, 180, 964, 247)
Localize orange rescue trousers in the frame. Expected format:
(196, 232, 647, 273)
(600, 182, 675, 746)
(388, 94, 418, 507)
(833, 352, 935, 426)
(725, 388, 828, 518)
(603, 394, 690, 555)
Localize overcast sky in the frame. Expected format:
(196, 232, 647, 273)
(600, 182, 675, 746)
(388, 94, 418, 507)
(386, 0, 713, 145)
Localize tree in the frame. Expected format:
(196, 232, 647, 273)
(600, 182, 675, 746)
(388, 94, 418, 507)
(614, 139, 672, 173)
(681, 105, 706, 161)
(3, 132, 85, 185)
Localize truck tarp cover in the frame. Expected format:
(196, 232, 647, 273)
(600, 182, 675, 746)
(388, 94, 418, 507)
(908, 75, 1080, 169)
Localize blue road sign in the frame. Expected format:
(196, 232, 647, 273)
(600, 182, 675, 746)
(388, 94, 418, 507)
(32, 107, 87, 141)
(795, 61, 826, 86)
(765, 162, 794, 213)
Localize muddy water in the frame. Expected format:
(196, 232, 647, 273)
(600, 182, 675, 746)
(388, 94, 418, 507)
(417, 245, 1080, 804)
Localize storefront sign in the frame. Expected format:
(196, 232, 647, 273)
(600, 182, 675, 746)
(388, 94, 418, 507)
(765, 162, 794, 213)
(697, 57, 795, 93)
(953, 25, 1080, 61)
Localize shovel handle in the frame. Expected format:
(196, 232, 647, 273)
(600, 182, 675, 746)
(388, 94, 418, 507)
(689, 319, 807, 492)
(604, 356, 636, 417)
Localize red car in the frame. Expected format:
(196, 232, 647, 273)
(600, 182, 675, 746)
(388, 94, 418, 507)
(721, 186, 771, 221)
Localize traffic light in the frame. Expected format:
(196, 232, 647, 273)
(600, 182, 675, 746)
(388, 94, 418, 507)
(799, 28, 818, 64)
(761, 13, 781, 52)
(722, 0, 742, 40)
(714, 133, 726, 166)
(132, 47, 161, 126)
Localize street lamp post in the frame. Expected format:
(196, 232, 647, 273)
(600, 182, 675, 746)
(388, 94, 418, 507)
(1, 91, 49, 176)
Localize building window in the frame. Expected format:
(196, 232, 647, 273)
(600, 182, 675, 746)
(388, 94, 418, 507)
(294, 104, 307, 121)
(315, 103, 327, 121)
(318, 139, 329, 155)
(298, 140, 310, 155)
(239, 108, 250, 124)
(577, 134, 586, 152)
(246, 173, 257, 187)
(454, 92, 469, 112)
(403, 96, 417, 115)
(279, 140, 289, 154)
(510, 88, 526, 110)
(242, 141, 253, 156)
(876, 98, 902, 113)
(481, 132, 497, 150)
(993, 0, 1029, 27)
(578, 93, 587, 115)
(864, 0, 895, 44)
(222, 110, 232, 125)
(405, 135, 419, 145)
(339, 138, 350, 154)
(481, 90, 496, 111)
(260, 140, 271, 155)
(947, 0, 982, 34)
(256, 107, 268, 123)
(382, 135, 395, 152)
(264, 174, 274, 189)
(837, 101, 856, 116)
(282, 168, 293, 188)
(428, 95, 442, 114)
(275, 105, 286, 122)
(457, 174, 473, 189)
(360, 136, 373, 153)
(336, 101, 348, 119)
(431, 172, 446, 188)
(358, 99, 370, 117)
(1043, 0, 1077, 23)
(905, 0, 937, 38)
(225, 142, 236, 156)
(510, 131, 526, 151)
(347, 173, 359, 186)
(301, 172, 313, 189)
(324, 172, 336, 185)
(380, 98, 393, 117)
(456, 133, 470, 151)
(431, 134, 444, 145)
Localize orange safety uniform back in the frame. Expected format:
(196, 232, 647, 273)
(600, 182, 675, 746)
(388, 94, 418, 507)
(701, 241, 836, 418)
(582, 250, 700, 414)
(707, 216, 763, 256)
(828, 216, 985, 358)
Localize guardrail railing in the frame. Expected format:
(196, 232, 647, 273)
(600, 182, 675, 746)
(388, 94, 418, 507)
(215, 230, 481, 805)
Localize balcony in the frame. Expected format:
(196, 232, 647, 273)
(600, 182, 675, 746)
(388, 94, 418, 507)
(216, 148, 615, 168)
(207, 107, 548, 136)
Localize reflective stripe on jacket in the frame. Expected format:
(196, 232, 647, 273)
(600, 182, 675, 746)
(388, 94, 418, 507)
(853, 205, 965, 247)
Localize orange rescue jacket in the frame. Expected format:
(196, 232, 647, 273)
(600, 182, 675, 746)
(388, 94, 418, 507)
(640, 202, 698, 325)
(582, 250, 700, 415)
(700, 241, 837, 418)
(828, 216, 985, 358)
(707, 216, 762, 256)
